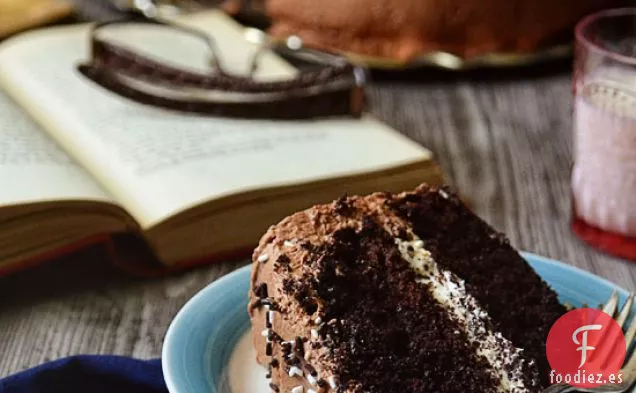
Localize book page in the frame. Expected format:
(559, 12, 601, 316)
(0, 92, 113, 206)
(0, 11, 431, 228)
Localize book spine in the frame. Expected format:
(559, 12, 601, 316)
(0, 233, 112, 278)
(0, 233, 252, 279)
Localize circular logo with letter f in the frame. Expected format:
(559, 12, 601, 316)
(546, 308, 626, 388)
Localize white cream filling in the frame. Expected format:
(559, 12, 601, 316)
(395, 238, 534, 393)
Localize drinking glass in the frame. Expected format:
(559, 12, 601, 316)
(571, 8, 636, 260)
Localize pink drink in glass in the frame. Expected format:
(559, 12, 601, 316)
(571, 8, 636, 260)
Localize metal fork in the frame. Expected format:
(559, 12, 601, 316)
(543, 291, 636, 393)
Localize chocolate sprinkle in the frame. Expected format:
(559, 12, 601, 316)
(254, 283, 268, 298)
(275, 254, 292, 273)
(294, 337, 304, 356)
(266, 311, 272, 328)
(277, 254, 291, 265)
(333, 196, 355, 216)
(305, 364, 317, 377)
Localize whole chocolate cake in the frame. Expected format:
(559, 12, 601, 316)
(259, 0, 625, 60)
(249, 184, 565, 393)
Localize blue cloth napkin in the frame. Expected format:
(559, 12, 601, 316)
(0, 356, 168, 393)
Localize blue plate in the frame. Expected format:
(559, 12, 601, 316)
(162, 252, 634, 393)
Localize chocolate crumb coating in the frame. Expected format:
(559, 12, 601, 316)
(249, 184, 565, 393)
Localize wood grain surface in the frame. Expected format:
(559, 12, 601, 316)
(1, 0, 635, 378)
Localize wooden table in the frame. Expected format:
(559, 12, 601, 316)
(1, 1, 635, 378)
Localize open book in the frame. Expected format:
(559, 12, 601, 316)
(0, 10, 443, 275)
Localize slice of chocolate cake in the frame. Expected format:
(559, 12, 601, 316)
(248, 184, 565, 393)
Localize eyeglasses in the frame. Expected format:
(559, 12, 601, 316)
(77, 15, 368, 120)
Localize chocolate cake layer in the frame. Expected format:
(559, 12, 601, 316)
(388, 189, 565, 386)
(249, 184, 565, 393)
